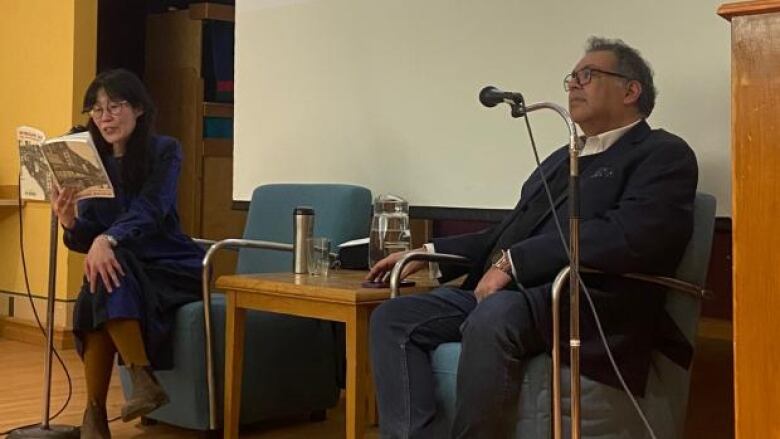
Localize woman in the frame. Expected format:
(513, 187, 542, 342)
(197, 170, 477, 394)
(52, 69, 204, 438)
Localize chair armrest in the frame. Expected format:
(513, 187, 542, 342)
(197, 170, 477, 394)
(578, 267, 709, 299)
(201, 238, 294, 300)
(550, 266, 709, 350)
(548, 266, 709, 437)
(192, 237, 216, 247)
(195, 237, 339, 260)
(390, 252, 472, 298)
(194, 238, 236, 254)
(193, 238, 237, 253)
(199, 237, 293, 430)
(202, 238, 294, 286)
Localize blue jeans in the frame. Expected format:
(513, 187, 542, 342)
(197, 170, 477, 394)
(369, 287, 546, 439)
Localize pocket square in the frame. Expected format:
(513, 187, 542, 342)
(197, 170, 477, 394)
(590, 166, 615, 178)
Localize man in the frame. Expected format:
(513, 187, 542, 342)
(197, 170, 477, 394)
(368, 37, 698, 439)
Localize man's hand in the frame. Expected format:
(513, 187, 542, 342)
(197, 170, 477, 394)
(85, 235, 125, 293)
(474, 267, 512, 302)
(51, 185, 77, 229)
(366, 248, 427, 283)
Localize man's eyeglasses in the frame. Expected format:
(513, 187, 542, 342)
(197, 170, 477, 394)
(86, 101, 129, 119)
(563, 67, 631, 92)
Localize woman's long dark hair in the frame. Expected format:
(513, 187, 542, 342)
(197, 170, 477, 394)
(82, 69, 157, 196)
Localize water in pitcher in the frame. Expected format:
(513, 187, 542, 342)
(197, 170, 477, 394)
(369, 195, 411, 268)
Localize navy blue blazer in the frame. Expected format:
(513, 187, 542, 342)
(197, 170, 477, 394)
(433, 120, 698, 395)
(63, 135, 204, 275)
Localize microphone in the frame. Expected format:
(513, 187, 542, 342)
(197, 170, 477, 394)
(479, 86, 524, 108)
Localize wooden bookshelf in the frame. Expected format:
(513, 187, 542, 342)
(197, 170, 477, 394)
(204, 101, 233, 118)
(203, 138, 233, 158)
(189, 3, 234, 22)
(146, 3, 244, 279)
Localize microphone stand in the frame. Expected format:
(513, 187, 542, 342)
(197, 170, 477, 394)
(8, 209, 80, 438)
(505, 98, 582, 439)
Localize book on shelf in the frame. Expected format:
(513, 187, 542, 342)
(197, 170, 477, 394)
(17, 126, 114, 202)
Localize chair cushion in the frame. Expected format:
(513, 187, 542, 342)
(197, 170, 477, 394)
(430, 343, 683, 438)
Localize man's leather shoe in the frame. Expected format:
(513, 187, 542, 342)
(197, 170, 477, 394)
(121, 365, 170, 422)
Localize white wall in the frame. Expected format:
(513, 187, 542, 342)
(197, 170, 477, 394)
(234, 0, 731, 216)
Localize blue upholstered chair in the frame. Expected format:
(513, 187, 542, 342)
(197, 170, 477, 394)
(414, 192, 716, 438)
(120, 184, 372, 432)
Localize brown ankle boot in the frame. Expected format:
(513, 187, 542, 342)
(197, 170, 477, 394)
(121, 365, 170, 422)
(81, 401, 111, 439)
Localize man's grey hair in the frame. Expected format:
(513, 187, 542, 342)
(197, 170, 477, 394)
(586, 37, 657, 117)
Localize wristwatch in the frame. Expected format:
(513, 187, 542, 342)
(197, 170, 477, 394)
(99, 234, 118, 247)
(492, 249, 512, 275)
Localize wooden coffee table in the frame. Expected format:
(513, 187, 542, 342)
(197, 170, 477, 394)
(216, 270, 435, 439)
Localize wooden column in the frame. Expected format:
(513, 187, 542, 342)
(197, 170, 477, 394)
(718, 2, 780, 438)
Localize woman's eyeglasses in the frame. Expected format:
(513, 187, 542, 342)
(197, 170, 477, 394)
(86, 101, 129, 119)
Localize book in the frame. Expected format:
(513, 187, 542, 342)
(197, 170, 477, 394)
(17, 126, 114, 202)
(337, 237, 369, 269)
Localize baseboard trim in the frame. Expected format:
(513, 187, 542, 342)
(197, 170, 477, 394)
(0, 316, 75, 350)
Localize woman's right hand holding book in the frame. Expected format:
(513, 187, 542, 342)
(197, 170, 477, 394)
(52, 185, 77, 229)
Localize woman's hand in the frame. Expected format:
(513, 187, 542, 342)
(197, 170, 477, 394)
(85, 235, 125, 293)
(51, 185, 77, 229)
(366, 248, 427, 283)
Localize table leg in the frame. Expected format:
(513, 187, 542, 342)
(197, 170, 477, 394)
(346, 306, 370, 439)
(224, 291, 246, 439)
(365, 305, 378, 427)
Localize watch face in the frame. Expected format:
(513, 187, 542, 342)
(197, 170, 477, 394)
(102, 234, 117, 246)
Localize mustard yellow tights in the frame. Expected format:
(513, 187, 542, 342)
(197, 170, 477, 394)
(82, 319, 149, 406)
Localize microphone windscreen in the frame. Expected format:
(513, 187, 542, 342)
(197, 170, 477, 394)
(479, 86, 501, 108)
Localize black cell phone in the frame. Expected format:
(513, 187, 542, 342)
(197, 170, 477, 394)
(361, 280, 416, 289)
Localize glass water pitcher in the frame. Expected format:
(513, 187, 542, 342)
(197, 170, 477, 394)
(369, 194, 411, 268)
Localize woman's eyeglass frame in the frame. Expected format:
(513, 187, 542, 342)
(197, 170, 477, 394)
(85, 100, 129, 119)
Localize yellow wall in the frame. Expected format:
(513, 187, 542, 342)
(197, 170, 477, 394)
(0, 0, 96, 314)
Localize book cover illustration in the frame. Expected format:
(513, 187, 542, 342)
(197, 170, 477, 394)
(17, 126, 115, 202)
(17, 126, 50, 201)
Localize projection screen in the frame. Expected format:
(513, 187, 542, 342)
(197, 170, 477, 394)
(234, 0, 731, 215)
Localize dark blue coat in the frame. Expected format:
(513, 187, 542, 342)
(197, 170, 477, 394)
(64, 135, 204, 273)
(66, 135, 205, 368)
(433, 121, 698, 395)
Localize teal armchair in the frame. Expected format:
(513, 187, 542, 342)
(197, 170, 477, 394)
(120, 184, 372, 433)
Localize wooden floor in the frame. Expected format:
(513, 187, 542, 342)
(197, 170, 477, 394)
(0, 339, 378, 438)
(0, 332, 732, 438)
